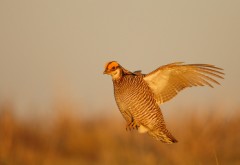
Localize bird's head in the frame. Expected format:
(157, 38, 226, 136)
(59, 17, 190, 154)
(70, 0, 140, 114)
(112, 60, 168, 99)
(103, 61, 132, 80)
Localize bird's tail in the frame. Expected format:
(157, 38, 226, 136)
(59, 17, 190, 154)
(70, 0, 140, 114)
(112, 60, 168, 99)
(148, 129, 178, 144)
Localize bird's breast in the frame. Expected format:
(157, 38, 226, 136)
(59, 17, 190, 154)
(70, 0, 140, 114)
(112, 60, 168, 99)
(113, 76, 157, 115)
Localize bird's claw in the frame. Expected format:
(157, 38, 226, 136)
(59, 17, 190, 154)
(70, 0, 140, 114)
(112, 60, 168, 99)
(126, 121, 139, 131)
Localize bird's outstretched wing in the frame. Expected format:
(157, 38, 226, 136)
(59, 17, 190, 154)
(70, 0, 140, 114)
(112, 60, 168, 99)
(143, 62, 224, 105)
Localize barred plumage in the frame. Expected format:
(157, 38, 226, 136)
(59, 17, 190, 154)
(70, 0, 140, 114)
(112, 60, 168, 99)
(103, 61, 224, 143)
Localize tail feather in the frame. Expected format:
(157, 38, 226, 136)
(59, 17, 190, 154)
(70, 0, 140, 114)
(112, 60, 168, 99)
(148, 129, 177, 144)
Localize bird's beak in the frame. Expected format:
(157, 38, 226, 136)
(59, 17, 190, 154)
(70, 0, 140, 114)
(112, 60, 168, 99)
(103, 69, 108, 74)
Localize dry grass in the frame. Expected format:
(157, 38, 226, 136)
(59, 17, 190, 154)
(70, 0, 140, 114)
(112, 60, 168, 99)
(0, 102, 239, 165)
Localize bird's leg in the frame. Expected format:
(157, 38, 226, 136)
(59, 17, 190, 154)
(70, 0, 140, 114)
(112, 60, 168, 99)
(126, 117, 139, 131)
(130, 121, 139, 130)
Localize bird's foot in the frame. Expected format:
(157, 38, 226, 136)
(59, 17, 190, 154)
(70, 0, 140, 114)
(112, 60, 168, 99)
(126, 121, 139, 131)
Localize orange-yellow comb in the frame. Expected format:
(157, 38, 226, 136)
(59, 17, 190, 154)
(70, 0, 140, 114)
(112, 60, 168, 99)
(105, 61, 119, 70)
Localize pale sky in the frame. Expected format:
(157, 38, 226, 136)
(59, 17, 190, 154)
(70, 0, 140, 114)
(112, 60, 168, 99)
(0, 0, 240, 118)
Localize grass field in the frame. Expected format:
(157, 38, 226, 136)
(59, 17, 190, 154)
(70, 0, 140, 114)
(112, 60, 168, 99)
(0, 102, 239, 165)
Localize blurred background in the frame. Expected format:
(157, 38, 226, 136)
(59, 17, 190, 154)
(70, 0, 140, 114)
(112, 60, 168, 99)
(0, 0, 240, 164)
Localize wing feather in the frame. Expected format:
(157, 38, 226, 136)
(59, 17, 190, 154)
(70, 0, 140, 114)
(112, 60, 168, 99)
(143, 62, 224, 104)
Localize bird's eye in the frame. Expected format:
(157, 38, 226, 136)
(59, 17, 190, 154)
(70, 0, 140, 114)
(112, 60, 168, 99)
(111, 66, 116, 70)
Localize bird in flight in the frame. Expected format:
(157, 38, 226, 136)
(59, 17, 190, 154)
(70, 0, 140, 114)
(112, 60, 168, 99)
(103, 61, 224, 143)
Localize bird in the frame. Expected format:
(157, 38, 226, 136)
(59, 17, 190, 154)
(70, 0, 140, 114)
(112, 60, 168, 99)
(103, 61, 224, 143)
